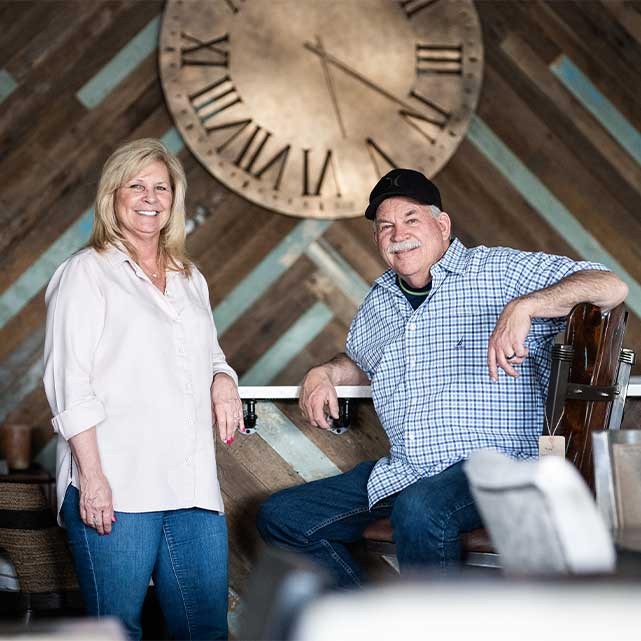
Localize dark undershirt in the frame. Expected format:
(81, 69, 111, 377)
(396, 275, 432, 310)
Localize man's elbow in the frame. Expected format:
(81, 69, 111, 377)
(608, 275, 628, 307)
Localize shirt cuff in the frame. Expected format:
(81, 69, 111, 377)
(51, 398, 106, 440)
(213, 364, 238, 386)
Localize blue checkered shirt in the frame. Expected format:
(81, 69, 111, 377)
(345, 239, 606, 508)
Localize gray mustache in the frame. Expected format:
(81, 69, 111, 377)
(387, 240, 422, 254)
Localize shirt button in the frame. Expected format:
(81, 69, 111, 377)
(185, 456, 192, 466)
(410, 358, 416, 365)
(408, 323, 416, 331)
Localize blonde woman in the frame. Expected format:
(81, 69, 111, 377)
(43, 139, 242, 640)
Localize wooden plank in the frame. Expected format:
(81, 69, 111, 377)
(440, 140, 578, 255)
(0, 56, 165, 292)
(477, 65, 641, 285)
(324, 218, 386, 284)
(0, 2, 56, 69)
(499, 31, 641, 207)
(603, 0, 641, 47)
(239, 302, 333, 386)
(528, 0, 641, 131)
(221, 255, 321, 375)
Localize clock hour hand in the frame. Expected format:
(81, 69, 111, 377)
(315, 36, 347, 139)
(303, 40, 418, 115)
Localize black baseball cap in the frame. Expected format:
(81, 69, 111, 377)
(364, 168, 442, 220)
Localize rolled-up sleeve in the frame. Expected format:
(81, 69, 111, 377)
(43, 255, 106, 440)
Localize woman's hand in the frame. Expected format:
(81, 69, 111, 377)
(78, 471, 115, 535)
(211, 373, 244, 444)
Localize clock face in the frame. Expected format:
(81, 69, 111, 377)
(159, 0, 483, 219)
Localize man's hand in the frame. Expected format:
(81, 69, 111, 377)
(487, 299, 532, 381)
(299, 365, 340, 430)
(211, 373, 244, 444)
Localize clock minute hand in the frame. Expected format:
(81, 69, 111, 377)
(315, 36, 347, 139)
(303, 41, 418, 115)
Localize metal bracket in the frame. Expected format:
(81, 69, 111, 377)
(241, 399, 258, 435)
(565, 384, 620, 401)
(328, 398, 352, 435)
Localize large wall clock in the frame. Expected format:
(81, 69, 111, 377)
(159, 0, 483, 219)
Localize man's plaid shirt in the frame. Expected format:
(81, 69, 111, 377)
(346, 239, 606, 508)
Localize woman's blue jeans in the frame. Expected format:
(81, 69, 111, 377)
(257, 460, 482, 587)
(61, 485, 228, 640)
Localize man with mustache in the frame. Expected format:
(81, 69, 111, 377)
(257, 168, 628, 585)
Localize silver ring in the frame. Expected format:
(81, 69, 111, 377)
(92, 515, 98, 524)
(506, 353, 516, 360)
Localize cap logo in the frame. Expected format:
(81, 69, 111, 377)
(384, 175, 401, 187)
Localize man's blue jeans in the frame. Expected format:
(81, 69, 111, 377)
(256, 460, 482, 587)
(61, 485, 229, 640)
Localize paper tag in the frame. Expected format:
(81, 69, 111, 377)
(539, 435, 566, 458)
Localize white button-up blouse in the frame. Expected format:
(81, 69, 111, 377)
(43, 246, 237, 521)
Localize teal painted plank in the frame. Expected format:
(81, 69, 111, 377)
(0, 69, 17, 104)
(240, 302, 333, 385)
(467, 116, 641, 320)
(161, 127, 185, 154)
(76, 16, 160, 109)
(551, 55, 641, 167)
(0, 128, 182, 330)
(214, 220, 333, 335)
(253, 402, 341, 481)
(305, 238, 371, 307)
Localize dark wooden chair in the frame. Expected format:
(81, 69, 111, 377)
(362, 302, 634, 568)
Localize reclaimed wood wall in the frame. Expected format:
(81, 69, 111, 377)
(2, 0, 641, 604)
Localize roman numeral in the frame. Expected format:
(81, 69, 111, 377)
(189, 77, 290, 190)
(224, 0, 241, 13)
(366, 138, 398, 178)
(399, 90, 451, 143)
(302, 149, 341, 197)
(232, 126, 291, 190)
(189, 76, 242, 128)
(415, 43, 462, 75)
(399, 0, 441, 19)
(180, 32, 230, 68)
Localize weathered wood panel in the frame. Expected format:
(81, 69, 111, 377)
(1, 0, 641, 603)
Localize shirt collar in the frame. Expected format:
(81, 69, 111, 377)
(103, 244, 132, 267)
(373, 238, 469, 294)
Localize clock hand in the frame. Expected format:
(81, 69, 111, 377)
(303, 40, 421, 116)
(315, 35, 347, 139)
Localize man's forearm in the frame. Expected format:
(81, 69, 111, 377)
(516, 270, 628, 318)
(322, 353, 369, 386)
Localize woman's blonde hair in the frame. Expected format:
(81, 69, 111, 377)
(90, 138, 191, 275)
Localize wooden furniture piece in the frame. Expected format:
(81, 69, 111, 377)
(362, 302, 633, 568)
